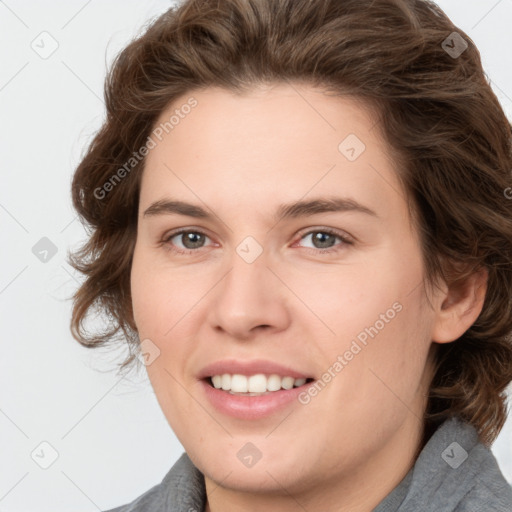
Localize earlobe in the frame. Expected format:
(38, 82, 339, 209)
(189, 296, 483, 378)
(431, 266, 488, 344)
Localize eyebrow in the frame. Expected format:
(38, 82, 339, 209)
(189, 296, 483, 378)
(143, 196, 378, 222)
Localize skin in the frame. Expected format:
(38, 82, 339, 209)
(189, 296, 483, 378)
(130, 83, 487, 512)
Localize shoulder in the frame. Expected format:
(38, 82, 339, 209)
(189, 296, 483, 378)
(376, 416, 512, 511)
(101, 452, 206, 512)
(454, 442, 512, 511)
(102, 479, 167, 512)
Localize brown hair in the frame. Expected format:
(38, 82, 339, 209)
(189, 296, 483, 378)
(68, 0, 512, 445)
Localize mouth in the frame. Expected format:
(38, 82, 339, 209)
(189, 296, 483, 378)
(204, 374, 315, 396)
(197, 359, 317, 418)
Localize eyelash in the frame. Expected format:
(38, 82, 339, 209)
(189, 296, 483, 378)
(161, 227, 353, 256)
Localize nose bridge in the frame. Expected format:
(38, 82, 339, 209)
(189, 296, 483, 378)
(207, 242, 290, 337)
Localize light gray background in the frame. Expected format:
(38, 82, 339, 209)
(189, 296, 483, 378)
(1, 1, 511, 510)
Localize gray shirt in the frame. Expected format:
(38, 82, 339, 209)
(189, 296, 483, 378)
(104, 416, 512, 511)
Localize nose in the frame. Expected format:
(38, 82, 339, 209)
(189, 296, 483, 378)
(207, 249, 291, 340)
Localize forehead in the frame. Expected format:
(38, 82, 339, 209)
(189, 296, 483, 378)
(139, 84, 405, 224)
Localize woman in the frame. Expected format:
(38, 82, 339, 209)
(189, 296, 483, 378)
(69, 0, 512, 510)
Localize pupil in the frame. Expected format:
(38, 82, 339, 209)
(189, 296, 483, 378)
(313, 232, 335, 248)
(183, 232, 204, 249)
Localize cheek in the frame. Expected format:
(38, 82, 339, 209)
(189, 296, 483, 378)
(130, 248, 201, 339)
(130, 249, 207, 407)
(343, 289, 434, 413)
(295, 248, 432, 393)
(283, 261, 404, 344)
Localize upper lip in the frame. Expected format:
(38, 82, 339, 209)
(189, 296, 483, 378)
(198, 359, 314, 380)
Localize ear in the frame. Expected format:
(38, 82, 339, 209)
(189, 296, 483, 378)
(431, 265, 488, 344)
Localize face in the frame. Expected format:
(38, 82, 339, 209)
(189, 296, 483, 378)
(130, 83, 438, 501)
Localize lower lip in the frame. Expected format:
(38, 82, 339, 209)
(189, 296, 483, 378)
(200, 379, 313, 420)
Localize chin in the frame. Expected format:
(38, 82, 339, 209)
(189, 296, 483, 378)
(191, 445, 314, 494)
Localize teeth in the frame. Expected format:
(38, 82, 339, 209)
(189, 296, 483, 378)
(248, 374, 267, 393)
(210, 373, 309, 393)
(281, 376, 295, 390)
(231, 374, 248, 392)
(267, 374, 281, 391)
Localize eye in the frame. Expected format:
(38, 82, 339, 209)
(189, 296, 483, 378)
(162, 227, 353, 256)
(162, 229, 213, 254)
(295, 228, 353, 254)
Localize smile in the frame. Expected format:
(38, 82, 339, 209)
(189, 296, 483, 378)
(209, 373, 314, 395)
